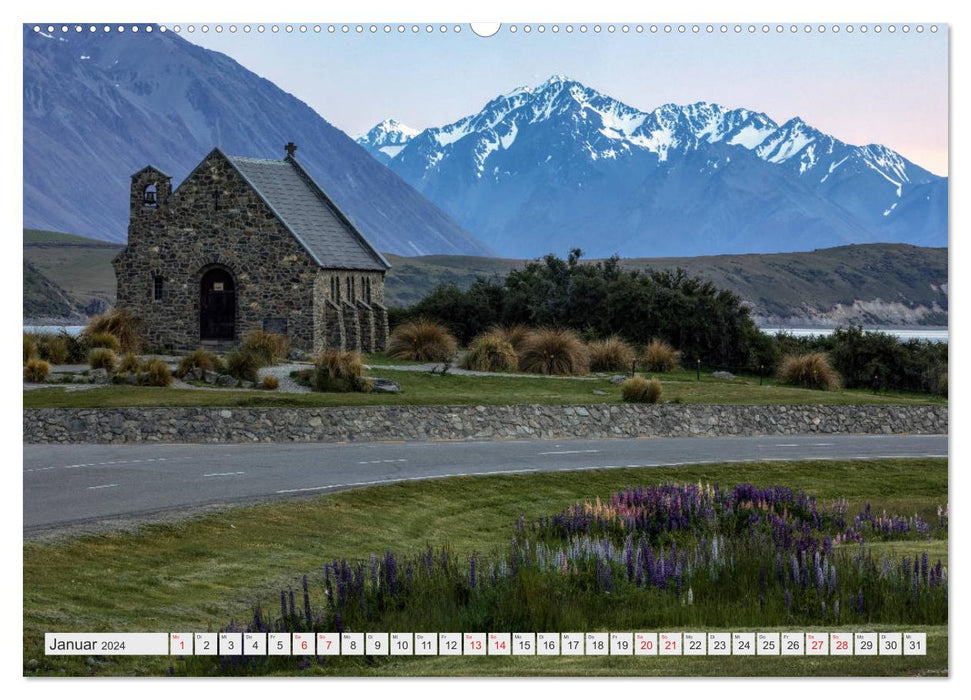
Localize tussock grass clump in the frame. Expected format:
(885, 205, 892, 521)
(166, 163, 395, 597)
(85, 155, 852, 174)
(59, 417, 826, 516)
(778, 353, 840, 391)
(35, 334, 69, 364)
(241, 330, 290, 365)
(463, 330, 518, 372)
(84, 309, 146, 353)
(388, 319, 457, 362)
(24, 334, 38, 364)
(492, 324, 532, 354)
(621, 375, 664, 403)
(225, 350, 263, 383)
(588, 336, 636, 372)
(137, 358, 173, 387)
(86, 332, 121, 352)
(118, 352, 141, 374)
(312, 350, 364, 393)
(519, 328, 590, 376)
(88, 348, 117, 372)
(24, 359, 51, 383)
(260, 375, 280, 390)
(176, 349, 224, 378)
(641, 339, 681, 373)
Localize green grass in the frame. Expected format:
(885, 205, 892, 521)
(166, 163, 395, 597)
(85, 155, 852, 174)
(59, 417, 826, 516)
(23, 368, 945, 408)
(23, 458, 947, 676)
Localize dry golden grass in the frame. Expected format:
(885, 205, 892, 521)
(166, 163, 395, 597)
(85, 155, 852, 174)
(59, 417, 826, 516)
(621, 375, 664, 403)
(588, 336, 636, 373)
(118, 352, 141, 374)
(137, 358, 173, 387)
(88, 348, 117, 372)
(388, 319, 457, 362)
(463, 330, 518, 372)
(519, 328, 590, 376)
(641, 338, 681, 373)
(176, 349, 224, 378)
(492, 324, 532, 354)
(23, 358, 50, 383)
(241, 330, 290, 365)
(84, 309, 146, 353)
(313, 350, 365, 393)
(778, 353, 841, 391)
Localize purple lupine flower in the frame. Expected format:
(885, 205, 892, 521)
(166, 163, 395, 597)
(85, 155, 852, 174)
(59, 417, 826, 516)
(784, 588, 791, 613)
(603, 562, 614, 593)
(288, 587, 296, 618)
(280, 590, 287, 620)
(834, 599, 840, 619)
(921, 552, 929, 583)
(469, 555, 477, 589)
(303, 575, 312, 630)
(334, 610, 343, 633)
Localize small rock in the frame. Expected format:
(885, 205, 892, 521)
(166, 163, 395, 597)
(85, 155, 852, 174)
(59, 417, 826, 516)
(592, 389, 608, 395)
(123, 372, 138, 385)
(712, 371, 735, 380)
(215, 374, 237, 387)
(202, 370, 218, 384)
(89, 368, 110, 384)
(190, 367, 203, 381)
(367, 377, 401, 394)
(609, 375, 627, 385)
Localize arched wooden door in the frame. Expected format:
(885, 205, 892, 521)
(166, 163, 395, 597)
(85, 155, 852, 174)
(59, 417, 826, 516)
(200, 267, 236, 340)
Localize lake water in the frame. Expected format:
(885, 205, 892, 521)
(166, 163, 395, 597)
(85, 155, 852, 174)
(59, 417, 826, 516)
(24, 325, 85, 336)
(760, 327, 948, 343)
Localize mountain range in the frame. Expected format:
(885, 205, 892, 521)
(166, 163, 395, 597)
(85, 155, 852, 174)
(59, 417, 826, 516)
(358, 75, 948, 258)
(22, 26, 492, 256)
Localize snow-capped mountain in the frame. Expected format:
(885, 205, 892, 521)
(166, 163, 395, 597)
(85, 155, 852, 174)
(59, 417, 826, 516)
(358, 75, 947, 257)
(357, 119, 420, 164)
(23, 26, 493, 256)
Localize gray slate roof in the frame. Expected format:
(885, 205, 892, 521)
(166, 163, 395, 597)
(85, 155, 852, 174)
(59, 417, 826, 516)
(226, 154, 389, 272)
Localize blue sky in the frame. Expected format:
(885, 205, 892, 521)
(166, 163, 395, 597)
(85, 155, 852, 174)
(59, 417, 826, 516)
(187, 24, 948, 174)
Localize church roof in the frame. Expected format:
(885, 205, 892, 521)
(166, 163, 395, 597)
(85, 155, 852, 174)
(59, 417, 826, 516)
(222, 149, 390, 272)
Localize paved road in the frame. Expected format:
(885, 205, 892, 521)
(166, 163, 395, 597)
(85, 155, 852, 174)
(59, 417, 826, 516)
(23, 434, 946, 534)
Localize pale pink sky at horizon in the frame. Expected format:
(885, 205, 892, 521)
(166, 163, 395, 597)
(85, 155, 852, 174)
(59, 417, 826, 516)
(186, 25, 948, 175)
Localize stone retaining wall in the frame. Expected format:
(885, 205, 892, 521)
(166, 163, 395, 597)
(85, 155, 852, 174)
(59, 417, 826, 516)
(23, 404, 947, 444)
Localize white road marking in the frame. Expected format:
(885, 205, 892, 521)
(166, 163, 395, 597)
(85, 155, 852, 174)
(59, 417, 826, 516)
(203, 471, 246, 477)
(775, 444, 799, 447)
(87, 483, 118, 490)
(356, 459, 409, 465)
(538, 449, 601, 455)
(813, 443, 834, 446)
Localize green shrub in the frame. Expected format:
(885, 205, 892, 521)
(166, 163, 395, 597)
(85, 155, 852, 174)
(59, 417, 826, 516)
(225, 350, 263, 383)
(241, 330, 290, 365)
(35, 333, 69, 364)
(24, 358, 51, 383)
(88, 348, 118, 372)
(588, 336, 636, 372)
(261, 375, 280, 390)
(463, 330, 518, 372)
(641, 339, 680, 373)
(60, 331, 92, 363)
(777, 353, 840, 391)
(84, 309, 146, 353)
(118, 351, 141, 374)
(519, 328, 589, 376)
(137, 358, 173, 387)
(176, 349, 224, 378)
(87, 331, 121, 352)
(622, 375, 663, 403)
(388, 319, 458, 362)
(23, 334, 38, 364)
(312, 350, 365, 393)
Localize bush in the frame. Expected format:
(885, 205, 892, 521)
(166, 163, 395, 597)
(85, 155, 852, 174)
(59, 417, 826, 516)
(137, 358, 173, 387)
(118, 351, 141, 374)
(84, 309, 146, 353)
(225, 350, 263, 383)
(777, 353, 840, 391)
(312, 350, 364, 393)
(388, 319, 458, 362)
(492, 324, 532, 354)
(463, 330, 518, 372)
(621, 375, 664, 403)
(35, 333, 69, 364)
(641, 339, 681, 373)
(241, 330, 290, 365)
(88, 331, 121, 352)
(24, 358, 50, 383)
(519, 328, 589, 376)
(588, 336, 636, 372)
(60, 331, 92, 363)
(23, 334, 38, 364)
(176, 349, 224, 378)
(88, 348, 118, 372)
(261, 375, 280, 390)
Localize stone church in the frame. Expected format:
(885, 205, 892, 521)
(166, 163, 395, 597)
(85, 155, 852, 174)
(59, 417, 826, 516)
(113, 144, 390, 354)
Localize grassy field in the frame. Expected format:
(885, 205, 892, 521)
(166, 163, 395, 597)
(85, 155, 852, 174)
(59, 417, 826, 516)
(23, 367, 945, 408)
(23, 458, 947, 677)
